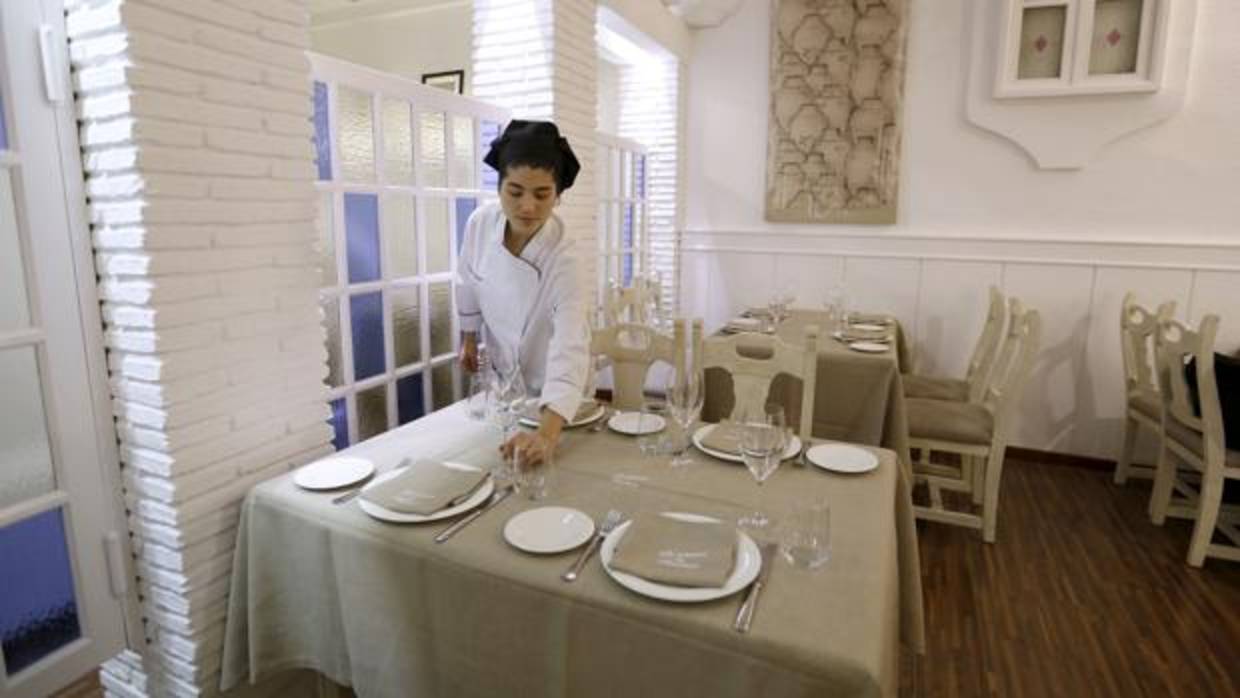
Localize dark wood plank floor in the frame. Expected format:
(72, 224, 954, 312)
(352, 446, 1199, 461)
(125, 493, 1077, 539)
(53, 456, 1240, 698)
(900, 455, 1240, 698)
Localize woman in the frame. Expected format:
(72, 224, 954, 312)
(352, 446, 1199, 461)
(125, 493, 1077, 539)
(456, 120, 590, 468)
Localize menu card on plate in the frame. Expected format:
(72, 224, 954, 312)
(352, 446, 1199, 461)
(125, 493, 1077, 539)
(610, 515, 738, 587)
(360, 460, 486, 515)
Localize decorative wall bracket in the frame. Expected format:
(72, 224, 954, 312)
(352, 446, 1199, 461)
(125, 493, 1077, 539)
(964, 0, 1197, 170)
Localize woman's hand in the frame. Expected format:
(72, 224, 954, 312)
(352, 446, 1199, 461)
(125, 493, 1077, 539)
(500, 408, 565, 468)
(460, 333, 479, 373)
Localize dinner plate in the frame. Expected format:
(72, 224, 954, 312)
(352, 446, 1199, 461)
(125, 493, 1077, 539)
(805, 444, 879, 474)
(357, 465, 495, 523)
(690, 424, 801, 464)
(503, 506, 594, 554)
(293, 456, 375, 491)
(849, 322, 889, 332)
(847, 341, 889, 353)
(600, 512, 761, 603)
(519, 403, 607, 429)
(608, 411, 666, 435)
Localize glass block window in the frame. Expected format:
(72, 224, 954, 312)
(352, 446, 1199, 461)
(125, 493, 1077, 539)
(595, 134, 650, 305)
(312, 61, 508, 449)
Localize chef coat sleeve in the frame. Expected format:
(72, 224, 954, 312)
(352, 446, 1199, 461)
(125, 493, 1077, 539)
(538, 247, 590, 422)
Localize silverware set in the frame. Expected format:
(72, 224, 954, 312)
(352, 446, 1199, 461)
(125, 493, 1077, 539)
(562, 509, 624, 582)
(433, 486, 512, 543)
(734, 542, 778, 633)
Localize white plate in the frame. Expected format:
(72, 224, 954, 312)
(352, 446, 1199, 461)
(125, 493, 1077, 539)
(850, 322, 889, 332)
(848, 341, 889, 353)
(293, 456, 375, 491)
(600, 512, 761, 603)
(357, 465, 495, 523)
(690, 424, 801, 464)
(727, 316, 760, 329)
(608, 411, 666, 435)
(806, 444, 879, 474)
(519, 403, 606, 429)
(503, 506, 594, 554)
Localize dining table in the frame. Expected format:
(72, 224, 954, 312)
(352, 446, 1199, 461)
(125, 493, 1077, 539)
(703, 309, 913, 468)
(219, 400, 925, 698)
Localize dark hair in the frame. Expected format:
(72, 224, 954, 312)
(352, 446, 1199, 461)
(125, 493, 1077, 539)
(483, 120, 580, 192)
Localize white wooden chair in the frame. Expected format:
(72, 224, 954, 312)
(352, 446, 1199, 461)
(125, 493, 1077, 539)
(700, 325, 819, 441)
(903, 286, 1006, 403)
(1148, 314, 1240, 567)
(1114, 293, 1176, 485)
(906, 300, 1041, 542)
(590, 320, 685, 411)
(602, 275, 662, 327)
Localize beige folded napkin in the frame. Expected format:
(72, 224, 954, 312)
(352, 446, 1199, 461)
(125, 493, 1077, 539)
(850, 313, 892, 325)
(522, 400, 599, 423)
(699, 422, 744, 455)
(609, 515, 738, 587)
(360, 460, 487, 515)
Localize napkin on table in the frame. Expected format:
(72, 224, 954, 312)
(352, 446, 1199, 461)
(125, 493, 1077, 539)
(698, 422, 745, 455)
(360, 460, 487, 515)
(609, 514, 738, 587)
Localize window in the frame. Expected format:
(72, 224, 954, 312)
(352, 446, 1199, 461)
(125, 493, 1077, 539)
(595, 133, 650, 305)
(997, 0, 1165, 98)
(311, 54, 508, 450)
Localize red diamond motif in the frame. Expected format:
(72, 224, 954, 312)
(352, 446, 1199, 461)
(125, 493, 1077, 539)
(1034, 35, 1048, 53)
(1106, 29, 1123, 46)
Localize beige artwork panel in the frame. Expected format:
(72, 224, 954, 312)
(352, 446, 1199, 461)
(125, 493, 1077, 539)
(765, 0, 910, 225)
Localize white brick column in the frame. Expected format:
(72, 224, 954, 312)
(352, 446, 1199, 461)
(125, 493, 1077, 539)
(472, 0, 599, 293)
(65, 1, 332, 696)
(617, 57, 681, 314)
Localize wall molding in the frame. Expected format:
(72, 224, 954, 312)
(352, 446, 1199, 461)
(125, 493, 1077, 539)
(683, 227, 1240, 250)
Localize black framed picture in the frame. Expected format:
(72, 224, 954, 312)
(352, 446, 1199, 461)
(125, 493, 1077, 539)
(421, 69, 465, 95)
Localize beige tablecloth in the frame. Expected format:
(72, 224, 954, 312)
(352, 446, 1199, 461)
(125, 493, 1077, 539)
(704, 309, 912, 468)
(220, 402, 925, 698)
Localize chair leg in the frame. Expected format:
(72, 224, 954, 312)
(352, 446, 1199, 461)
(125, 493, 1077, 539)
(981, 448, 1006, 543)
(1187, 472, 1224, 568)
(1115, 415, 1139, 485)
(970, 455, 985, 506)
(1149, 439, 1176, 525)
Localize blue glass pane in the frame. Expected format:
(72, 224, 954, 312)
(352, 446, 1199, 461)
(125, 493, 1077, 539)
(350, 292, 385, 381)
(454, 197, 477, 252)
(623, 253, 634, 286)
(329, 398, 348, 451)
(622, 204, 634, 249)
(313, 81, 331, 181)
(397, 372, 425, 425)
(480, 120, 502, 188)
(344, 193, 380, 284)
(636, 155, 646, 197)
(1, 508, 80, 676)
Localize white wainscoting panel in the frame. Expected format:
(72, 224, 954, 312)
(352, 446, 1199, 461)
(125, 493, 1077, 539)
(679, 230, 1240, 459)
(914, 260, 1003, 378)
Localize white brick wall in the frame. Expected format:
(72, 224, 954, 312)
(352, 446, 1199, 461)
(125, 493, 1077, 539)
(65, 1, 330, 696)
(472, 0, 598, 298)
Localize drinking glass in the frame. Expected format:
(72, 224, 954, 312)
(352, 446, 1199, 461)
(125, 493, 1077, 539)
(490, 362, 527, 486)
(823, 284, 847, 331)
(637, 389, 668, 456)
(738, 408, 783, 532)
(665, 367, 704, 468)
(466, 348, 492, 421)
(780, 499, 831, 569)
(764, 403, 788, 458)
(514, 444, 553, 501)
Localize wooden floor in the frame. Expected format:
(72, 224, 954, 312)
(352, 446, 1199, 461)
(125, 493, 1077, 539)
(900, 455, 1240, 698)
(53, 457, 1240, 698)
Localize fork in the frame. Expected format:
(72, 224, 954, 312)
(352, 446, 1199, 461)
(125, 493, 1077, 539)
(563, 509, 624, 581)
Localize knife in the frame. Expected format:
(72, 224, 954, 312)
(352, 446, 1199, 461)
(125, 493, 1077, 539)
(734, 542, 778, 633)
(433, 486, 512, 544)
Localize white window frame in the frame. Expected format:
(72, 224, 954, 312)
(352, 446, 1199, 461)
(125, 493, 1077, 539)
(594, 132, 650, 307)
(310, 54, 508, 447)
(995, 0, 1168, 98)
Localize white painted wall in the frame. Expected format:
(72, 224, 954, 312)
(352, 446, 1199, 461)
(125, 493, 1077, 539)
(311, 3, 473, 92)
(682, 0, 1240, 461)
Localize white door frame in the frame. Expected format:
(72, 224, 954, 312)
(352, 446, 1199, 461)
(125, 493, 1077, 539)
(0, 1, 138, 695)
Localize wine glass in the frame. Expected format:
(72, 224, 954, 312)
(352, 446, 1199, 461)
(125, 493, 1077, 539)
(823, 284, 847, 332)
(490, 362, 527, 488)
(637, 388, 668, 456)
(737, 406, 783, 532)
(665, 367, 703, 468)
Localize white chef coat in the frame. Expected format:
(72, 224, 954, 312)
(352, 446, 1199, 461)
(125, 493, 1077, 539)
(455, 202, 590, 422)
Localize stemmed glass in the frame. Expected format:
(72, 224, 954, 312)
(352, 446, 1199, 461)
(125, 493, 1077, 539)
(665, 366, 703, 468)
(490, 360, 527, 488)
(823, 284, 848, 332)
(737, 405, 784, 532)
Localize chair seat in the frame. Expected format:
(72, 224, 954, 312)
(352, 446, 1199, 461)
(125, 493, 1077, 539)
(907, 398, 994, 446)
(1165, 419, 1240, 467)
(903, 374, 969, 402)
(1128, 389, 1160, 421)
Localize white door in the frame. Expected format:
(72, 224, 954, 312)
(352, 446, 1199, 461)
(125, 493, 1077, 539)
(0, 2, 134, 696)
